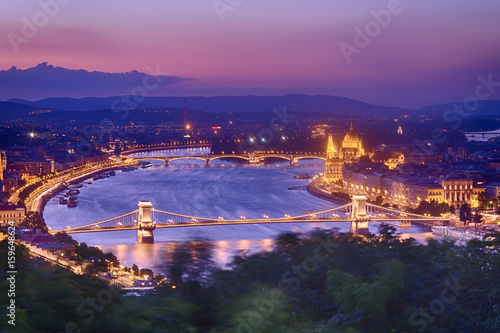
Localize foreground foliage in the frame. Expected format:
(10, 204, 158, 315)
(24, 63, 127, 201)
(1, 225, 499, 332)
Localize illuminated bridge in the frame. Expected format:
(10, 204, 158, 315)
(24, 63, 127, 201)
(50, 196, 450, 243)
(130, 153, 326, 166)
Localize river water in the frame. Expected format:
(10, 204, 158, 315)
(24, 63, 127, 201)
(43, 147, 434, 273)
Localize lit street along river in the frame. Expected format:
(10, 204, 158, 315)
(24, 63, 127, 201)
(43, 147, 434, 273)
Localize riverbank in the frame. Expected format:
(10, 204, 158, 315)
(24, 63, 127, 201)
(307, 179, 350, 205)
(35, 165, 131, 215)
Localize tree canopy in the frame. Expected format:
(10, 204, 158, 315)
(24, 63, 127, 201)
(1, 225, 499, 332)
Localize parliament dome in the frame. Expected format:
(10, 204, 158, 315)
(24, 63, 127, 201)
(342, 121, 362, 148)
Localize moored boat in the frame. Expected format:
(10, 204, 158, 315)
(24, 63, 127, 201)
(67, 195, 78, 207)
(294, 174, 313, 179)
(432, 226, 485, 241)
(121, 165, 137, 172)
(140, 161, 153, 168)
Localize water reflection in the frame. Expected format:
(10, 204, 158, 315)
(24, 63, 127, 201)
(44, 148, 433, 273)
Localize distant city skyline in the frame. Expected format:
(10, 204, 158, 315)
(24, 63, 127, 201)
(1, 0, 500, 108)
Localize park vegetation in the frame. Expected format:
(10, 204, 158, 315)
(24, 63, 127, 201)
(1, 225, 499, 332)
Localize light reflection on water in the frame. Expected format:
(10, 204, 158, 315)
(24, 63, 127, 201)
(43, 148, 434, 273)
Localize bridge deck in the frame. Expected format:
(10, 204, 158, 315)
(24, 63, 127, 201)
(52, 217, 447, 234)
(50, 199, 450, 235)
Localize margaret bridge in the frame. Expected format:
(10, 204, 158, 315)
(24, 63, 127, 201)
(50, 196, 450, 243)
(130, 152, 326, 166)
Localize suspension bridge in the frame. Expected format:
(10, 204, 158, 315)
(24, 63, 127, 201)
(49, 196, 450, 243)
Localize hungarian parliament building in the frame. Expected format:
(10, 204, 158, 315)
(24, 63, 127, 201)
(323, 123, 488, 209)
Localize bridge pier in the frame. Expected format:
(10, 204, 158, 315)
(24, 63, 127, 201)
(290, 156, 298, 165)
(137, 201, 155, 243)
(350, 195, 369, 234)
(206, 156, 210, 165)
(399, 221, 411, 229)
(350, 220, 369, 235)
(137, 226, 155, 243)
(248, 153, 259, 164)
(164, 158, 169, 166)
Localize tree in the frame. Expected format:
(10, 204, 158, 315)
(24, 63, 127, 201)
(131, 263, 139, 276)
(375, 195, 384, 206)
(139, 268, 154, 279)
(275, 232, 300, 250)
(20, 211, 48, 232)
(54, 232, 78, 246)
(114, 144, 122, 156)
(377, 223, 399, 243)
(166, 241, 215, 287)
(411, 200, 453, 217)
(477, 192, 491, 210)
(459, 204, 473, 226)
(472, 211, 484, 226)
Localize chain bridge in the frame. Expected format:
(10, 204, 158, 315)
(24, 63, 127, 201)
(50, 196, 449, 243)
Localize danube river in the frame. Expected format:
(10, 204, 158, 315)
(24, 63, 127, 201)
(43, 147, 434, 273)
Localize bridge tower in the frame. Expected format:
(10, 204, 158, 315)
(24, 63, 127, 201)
(350, 195, 369, 234)
(137, 201, 155, 243)
(289, 155, 298, 165)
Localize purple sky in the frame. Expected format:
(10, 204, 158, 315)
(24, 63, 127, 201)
(1, 0, 500, 108)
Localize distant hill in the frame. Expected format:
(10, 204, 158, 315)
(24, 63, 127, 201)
(8, 94, 413, 116)
(0, 101, 39, 114)
(19, 107, 210, 126)
(421, 100, 500, 116)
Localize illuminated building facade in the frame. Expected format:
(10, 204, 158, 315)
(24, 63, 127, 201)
(324, 121, 365, 184)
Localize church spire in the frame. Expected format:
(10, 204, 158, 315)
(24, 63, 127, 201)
(350, 119, 353, 131)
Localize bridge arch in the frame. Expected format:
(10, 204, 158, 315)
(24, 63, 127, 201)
(295, 156, 326, 161)
(168, 156, 207, 163)
(256, 155, 292, 162)
(208, 155, 250, 163)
